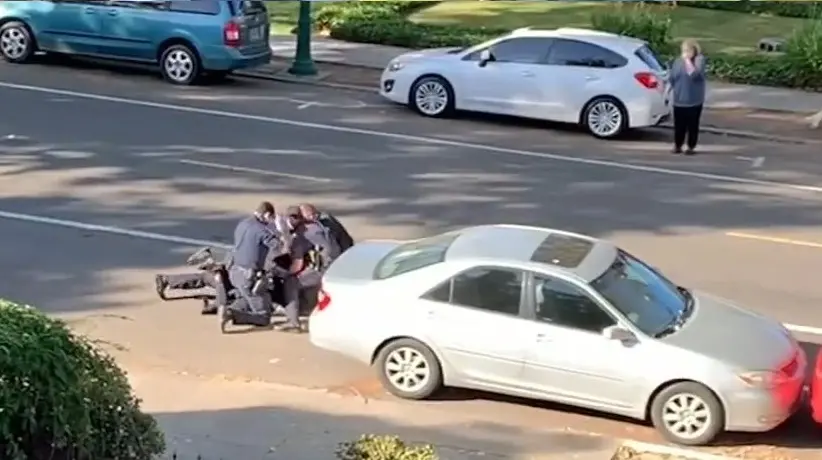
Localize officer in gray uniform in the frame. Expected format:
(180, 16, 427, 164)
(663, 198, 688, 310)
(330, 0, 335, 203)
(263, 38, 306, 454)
(227, 201, 284, 327)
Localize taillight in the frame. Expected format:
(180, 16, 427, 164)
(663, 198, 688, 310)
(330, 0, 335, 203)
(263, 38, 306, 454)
(316, 288, 331, 311)
(224, 21, 241, 47)
(634, 71, 659, 90)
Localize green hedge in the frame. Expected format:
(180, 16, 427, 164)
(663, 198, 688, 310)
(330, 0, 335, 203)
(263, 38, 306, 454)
(317, 1, 822, 91)
(337, 434, 437, 460)
(0, 299, 165, 460)
(689, 1, 822, 19)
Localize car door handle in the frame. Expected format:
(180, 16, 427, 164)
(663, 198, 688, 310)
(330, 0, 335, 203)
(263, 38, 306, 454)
(84, 7, 97, 14)
(584, 75, 599, 81)
(107, 9, 119, 16)
(536, 333, 552, 343)
(521, 71, 536, 78)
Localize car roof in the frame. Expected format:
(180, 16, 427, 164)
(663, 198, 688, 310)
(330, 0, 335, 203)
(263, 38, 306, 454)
(444, 224, 618, 282)
(509, 27, 647, 56)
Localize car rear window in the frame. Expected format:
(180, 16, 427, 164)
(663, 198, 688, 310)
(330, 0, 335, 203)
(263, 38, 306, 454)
(230, 0, 266, 14)
(374, 232, 459, 280)
(530, 233, 594, 268)
(635, 45, 665, 72)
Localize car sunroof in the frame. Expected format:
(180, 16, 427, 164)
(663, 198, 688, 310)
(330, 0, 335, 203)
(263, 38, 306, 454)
(530, 234, 594, 268)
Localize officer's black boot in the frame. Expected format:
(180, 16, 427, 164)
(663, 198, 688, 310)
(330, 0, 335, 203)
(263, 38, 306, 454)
(154, 275, 168, 301)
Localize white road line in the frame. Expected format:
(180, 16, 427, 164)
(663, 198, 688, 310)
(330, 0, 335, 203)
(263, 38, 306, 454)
(3, 81, 822, 194)
(0, 209, 230, 249)
(726, 231, 822, 249)
(178, 159, 333, 183)
(0, 207, 821, 336)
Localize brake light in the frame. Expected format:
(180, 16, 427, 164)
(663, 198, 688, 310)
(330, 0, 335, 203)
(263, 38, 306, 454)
(316, 288, 331, 311)
(224, 21, 241, 47)
(634, 71, 659, 90)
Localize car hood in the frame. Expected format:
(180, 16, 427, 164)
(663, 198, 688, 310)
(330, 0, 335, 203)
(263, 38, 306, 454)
(393, 47, 464, 63)
(660, 292, 795, 371)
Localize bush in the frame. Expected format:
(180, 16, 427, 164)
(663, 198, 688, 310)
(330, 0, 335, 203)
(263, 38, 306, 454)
(782, 19, 822, 89)
(337, 435, 437, 460)
(689, 1, 822, 19)
(0, 300, 165, 460)
(591, 3, 675, 55)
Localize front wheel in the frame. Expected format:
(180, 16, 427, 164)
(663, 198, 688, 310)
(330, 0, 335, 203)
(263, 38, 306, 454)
(159, 44, 201, 86)
(650, 381, 725, 446)
(582, 96, 628, 139)
(374, 338, 443, 400)
(409, 76, 455, 118)
(0, 21, 36, 64)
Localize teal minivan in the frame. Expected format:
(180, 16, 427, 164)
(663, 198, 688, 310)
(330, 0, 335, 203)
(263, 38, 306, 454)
(0, 0, 271, 85)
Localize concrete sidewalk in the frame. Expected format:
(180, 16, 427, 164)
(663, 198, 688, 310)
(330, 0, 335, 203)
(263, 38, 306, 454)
(269, 36, 822, 116)
(130, 367, 624, 460)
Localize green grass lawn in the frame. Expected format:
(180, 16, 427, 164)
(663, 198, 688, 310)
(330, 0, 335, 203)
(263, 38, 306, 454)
(267, 1, 301, 35)
(410, 1, 813, 55)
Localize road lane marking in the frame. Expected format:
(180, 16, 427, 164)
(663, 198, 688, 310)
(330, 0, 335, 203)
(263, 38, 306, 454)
(3, 81, 822, 194)
(726, 231, 822, 249)
(177, 159, 332, 183)
(0, 207, 820, 336)
(0, 209, 230, 249)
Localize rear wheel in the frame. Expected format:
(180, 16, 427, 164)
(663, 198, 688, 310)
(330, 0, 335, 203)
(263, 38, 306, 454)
(159, 44, 200, 85)
(374, 338, 442, 400)
(582, 96, 628, 139)
(0, 21, 36, 63)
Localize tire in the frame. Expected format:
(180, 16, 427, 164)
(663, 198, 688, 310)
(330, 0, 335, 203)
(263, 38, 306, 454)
(581, 96, 628, 139)
(159, 43, 201, 86)
(649, 381, 725, 446)
(374, 338, 443, 400)
(409, 75, 455, 118)
(0, 21, 36, 64)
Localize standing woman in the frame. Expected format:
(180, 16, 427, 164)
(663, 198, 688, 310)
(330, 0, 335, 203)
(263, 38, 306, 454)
(668, 39, 707, 155)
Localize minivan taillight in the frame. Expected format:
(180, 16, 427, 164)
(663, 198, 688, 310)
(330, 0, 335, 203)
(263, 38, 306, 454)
(634, 71, 659, 90)
(224, 21, 241, 47)
(316, 288, 331, 312)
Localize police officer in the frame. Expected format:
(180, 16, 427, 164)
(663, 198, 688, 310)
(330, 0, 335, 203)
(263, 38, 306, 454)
(227, 201, 285, 327)
(299, 203, 354, 254)
(274, 207, 323, 333)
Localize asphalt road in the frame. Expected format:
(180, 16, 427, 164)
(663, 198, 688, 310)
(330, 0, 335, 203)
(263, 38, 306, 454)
(1, 60, 822, 458)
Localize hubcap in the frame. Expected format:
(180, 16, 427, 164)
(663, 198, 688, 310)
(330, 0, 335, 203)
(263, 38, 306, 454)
(587, 101, 622, 137)
(164, 49, 194, 82)
(661, 393, 712, 440)
(1, 27, 28, 60)
(384, 347, 431, 393)
(414, 81, 448, 116)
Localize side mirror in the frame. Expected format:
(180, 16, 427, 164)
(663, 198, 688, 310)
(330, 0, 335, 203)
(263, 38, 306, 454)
(602, 325, 635, 342)
(478, 49, 492, 67)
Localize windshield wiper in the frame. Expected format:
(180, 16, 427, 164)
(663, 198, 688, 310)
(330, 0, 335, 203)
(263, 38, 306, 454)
(655, 287, 694, 338)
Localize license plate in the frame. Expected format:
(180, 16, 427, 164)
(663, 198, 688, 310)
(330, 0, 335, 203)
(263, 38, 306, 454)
(248, 26, 263, 41)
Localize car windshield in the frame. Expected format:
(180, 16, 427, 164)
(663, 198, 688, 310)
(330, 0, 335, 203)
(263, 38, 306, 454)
(373, 232, 459, 280)
(590, 251, 686, 336)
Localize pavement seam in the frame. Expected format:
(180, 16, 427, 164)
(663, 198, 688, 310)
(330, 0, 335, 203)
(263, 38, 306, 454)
(235, 69, 821, 146)
(620, 440, 736, 460)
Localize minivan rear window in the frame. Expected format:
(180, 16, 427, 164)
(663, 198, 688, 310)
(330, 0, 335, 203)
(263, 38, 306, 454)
(635, 45, 665, 72)
(374, 233, 459, 280)
(169, 0, 221, 15)
(231, 0, 266, 14)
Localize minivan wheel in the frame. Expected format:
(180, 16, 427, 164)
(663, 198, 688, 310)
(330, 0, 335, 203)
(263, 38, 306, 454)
(160, 44, 200, 85)
(582, 96, 627, 139)
(0, 21, 36, 63)
(650, 381, 725, 446)
(374, 338, 443, 400)
(409, 76, 454, 118)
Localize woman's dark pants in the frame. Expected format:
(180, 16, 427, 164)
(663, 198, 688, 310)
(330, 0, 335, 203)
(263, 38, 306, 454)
(673, 104, 703, 151)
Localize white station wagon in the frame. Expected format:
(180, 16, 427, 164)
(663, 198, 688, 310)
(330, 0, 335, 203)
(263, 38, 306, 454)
(379, 28, 671, 139)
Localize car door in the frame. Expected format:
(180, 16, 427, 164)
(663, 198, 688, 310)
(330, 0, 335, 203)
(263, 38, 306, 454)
(456, 37, 557, 117)
(541, 38, 629, 123)
(38, 0, 107, 55)
(419, 266, 532, 391)
(519, 272, 643, 411)
(97, 0, 165, 61)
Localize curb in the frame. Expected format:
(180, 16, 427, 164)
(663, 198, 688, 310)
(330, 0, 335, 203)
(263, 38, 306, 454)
(236, 69, 820, 146)
(620, 440, 736, 460)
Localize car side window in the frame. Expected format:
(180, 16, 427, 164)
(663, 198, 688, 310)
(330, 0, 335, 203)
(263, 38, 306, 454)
(422, 267, 524, 316)
(465, 37, 553, 64)
(167, 0, 222, 14)
(546, 39, 628, 69)
(107, 0, 164, 10)
(533, 274, 616, 333)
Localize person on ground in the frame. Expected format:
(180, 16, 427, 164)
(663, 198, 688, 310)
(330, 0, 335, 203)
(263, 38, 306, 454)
(668, 39, 707, 155)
